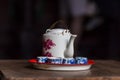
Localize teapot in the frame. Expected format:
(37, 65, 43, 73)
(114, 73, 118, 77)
(42, 20, 77, 58)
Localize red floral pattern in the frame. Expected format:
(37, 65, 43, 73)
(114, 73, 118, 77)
(43, 52, 53, 57)
(43, 39, 56, 50)
(43, 39, 56, 57)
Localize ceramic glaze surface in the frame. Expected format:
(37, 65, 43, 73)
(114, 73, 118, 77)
(43, 28, 77, 58)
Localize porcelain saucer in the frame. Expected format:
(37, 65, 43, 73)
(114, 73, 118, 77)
(28, 59, 94, 71)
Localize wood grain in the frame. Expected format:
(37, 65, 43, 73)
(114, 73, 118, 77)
(0, 60, 120, 80)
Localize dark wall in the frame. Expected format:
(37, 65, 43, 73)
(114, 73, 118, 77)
(0, 0, 59, 59)
(0, 0, 120, 60)
(80, 0, 120, 60)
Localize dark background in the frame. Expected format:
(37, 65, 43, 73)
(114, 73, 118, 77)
(0, 0, 120, 60)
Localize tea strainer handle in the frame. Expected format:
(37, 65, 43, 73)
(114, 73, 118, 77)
(49, 20, 68, 29)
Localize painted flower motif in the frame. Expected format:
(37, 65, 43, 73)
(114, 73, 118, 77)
(43, 39, 56, 50)
(43, 52, 53, 57)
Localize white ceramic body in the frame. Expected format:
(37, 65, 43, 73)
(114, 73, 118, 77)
(43, 29, 71, 58)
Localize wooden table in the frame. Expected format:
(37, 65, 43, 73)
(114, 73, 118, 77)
(0, 60, 120, 80)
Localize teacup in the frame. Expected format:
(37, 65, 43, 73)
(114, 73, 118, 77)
(47, 57, 63, 64)
(63, 58, 75, 64)
(75, 57, 88, 64)
(37, 56, 48, 63)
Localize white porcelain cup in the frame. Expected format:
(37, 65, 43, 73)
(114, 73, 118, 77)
(43, 29, 72, 58)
